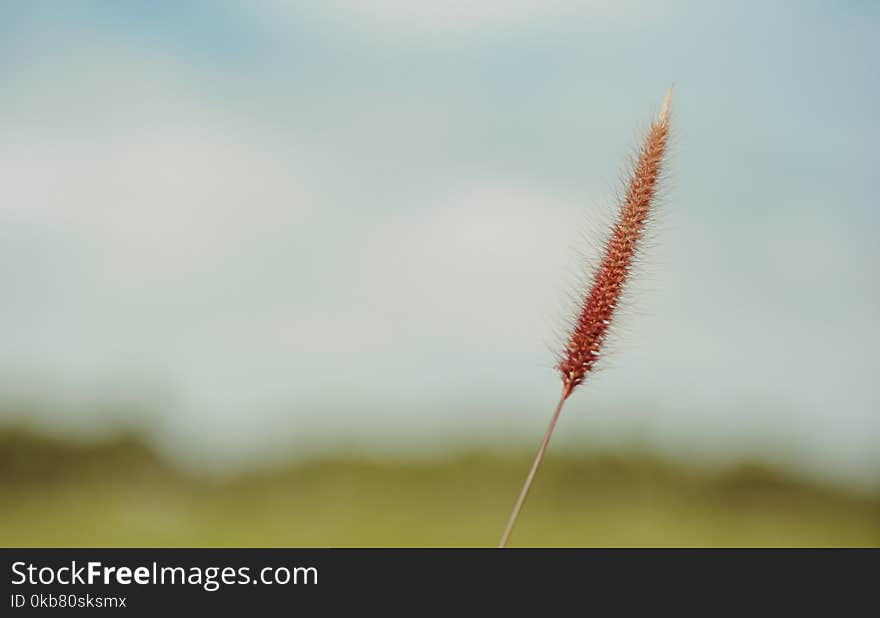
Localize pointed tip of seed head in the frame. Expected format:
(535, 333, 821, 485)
(660, 85, 673, 124)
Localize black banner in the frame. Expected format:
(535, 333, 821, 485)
(1, 548, 875, 613)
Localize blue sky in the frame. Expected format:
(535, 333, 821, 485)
(0, 2, 877, 485)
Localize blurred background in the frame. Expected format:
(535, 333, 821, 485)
(0, 1, 877, 547)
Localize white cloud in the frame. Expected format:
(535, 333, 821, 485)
(261, 0, 675, 45)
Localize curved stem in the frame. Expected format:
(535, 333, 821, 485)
(498, 389, 569, 548)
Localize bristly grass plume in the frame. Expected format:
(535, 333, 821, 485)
(498, 88, 673, 548)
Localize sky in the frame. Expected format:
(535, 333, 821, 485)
(0, 1, 877, 485)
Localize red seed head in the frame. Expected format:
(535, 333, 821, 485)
(558, 88, 672, 398)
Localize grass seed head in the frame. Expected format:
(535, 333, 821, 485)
(558, 88, 672, 398)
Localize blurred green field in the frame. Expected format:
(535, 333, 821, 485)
(1, 429, 877, 547)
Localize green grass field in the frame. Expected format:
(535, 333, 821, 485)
(1, 430, 877, 547)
